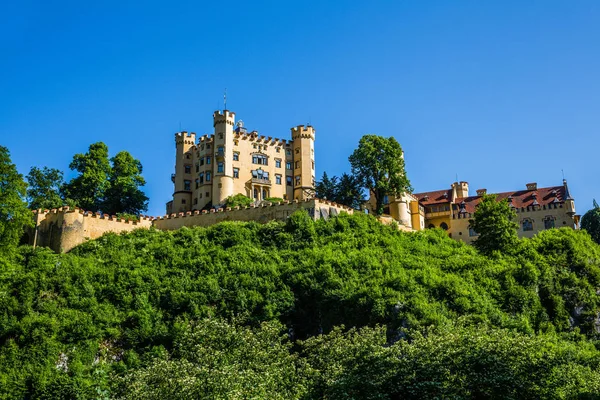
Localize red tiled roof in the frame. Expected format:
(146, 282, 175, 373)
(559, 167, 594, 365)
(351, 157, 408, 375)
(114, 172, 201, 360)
(413, 189, 453, 205)
(455, 186, 565, 213)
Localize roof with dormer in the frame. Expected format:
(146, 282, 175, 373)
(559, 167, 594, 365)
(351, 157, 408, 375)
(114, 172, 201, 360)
(413, 189, 453, 205)
(455, 186, 566, 214)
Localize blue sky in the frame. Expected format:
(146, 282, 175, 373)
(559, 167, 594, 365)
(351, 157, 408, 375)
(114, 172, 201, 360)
(1, 1, 599, 216)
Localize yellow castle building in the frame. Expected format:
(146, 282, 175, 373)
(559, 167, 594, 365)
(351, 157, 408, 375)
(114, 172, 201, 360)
(167, 110, 315, 214)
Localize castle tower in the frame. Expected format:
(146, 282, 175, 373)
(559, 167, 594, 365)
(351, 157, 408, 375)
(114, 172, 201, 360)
(291, 125, 316, 200)
(212, 110, 235, 205)
(451, 181, 469, 199)
(172, 131, 196, 213)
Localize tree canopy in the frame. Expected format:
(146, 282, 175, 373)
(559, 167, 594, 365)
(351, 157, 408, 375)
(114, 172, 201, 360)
(0, 146, 33, 249)
(469, 193, 519, 255)
(315, 172, 365, 209)
(349, 135, 411, 215)
(26, 166, 64, 210)
(102, 151, 149, 215)
(581, 199, 600, 244)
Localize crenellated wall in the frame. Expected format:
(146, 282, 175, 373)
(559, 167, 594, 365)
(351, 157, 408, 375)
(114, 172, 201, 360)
(31, 207, 153, 253)
(30, 199, 355, 253)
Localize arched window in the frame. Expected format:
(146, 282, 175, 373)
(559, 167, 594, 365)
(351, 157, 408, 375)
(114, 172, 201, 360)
(543, 216, 555, 230)
(440, 222, 449, 230)
(522, 218, 533, 231)
(427, 224, 435, 229)
(253, 188, 258, 199)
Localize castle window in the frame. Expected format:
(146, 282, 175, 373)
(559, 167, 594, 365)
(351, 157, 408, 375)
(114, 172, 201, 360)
(276, 174, 282, 185)
(522, 218, 533, 231)
(295, 175, 301, 186)
(195, 163, 199, 173)
(253, 143, 257, 149)
(199, 193, 202, 198)
(206, 172, 211, 182)
(199, 173, 204, 184)
(200, 158, 204, 166)
(254, 188, 258, 199)
(263, 189, 267, 199)
(218, 133, 223, 139)
(286, 161, 292, 170)
(286, 176, 293, 186)
(276, 147, 280, 153)
(312, 161, 315, 170)
(252, 155, 268, 165)
(312, 176, 315, 186)
(440, 222, 449, 230)
(383, 195, 389, 204)
(184, 180, 191, 191)
(201, 145, 204, 151)
(275, 159, 282, 168)
(469, 227, 478, 236)
(544, 217, 555, 230)
(184, 165, 191, 174)
(182, 199, 186, 204)
(286, 149, 291, 156)
(206, 156, 211, 165)
(428, 224, 435, 229)
(295, 161, 299, 169)
(206, 192, 210, 197)
(233, 168, 239, 178)
(206, 144, 211, 149)
(295, 148, 300, 154)
(217, 162, 224, 173)
(186, 154, 191, 159)
(194, 198, 198, 205)
(195, 179, 199, 189)
(233, 152, 239, 161)
(217, 146, 224, 156)
(234, 140, 239, 146)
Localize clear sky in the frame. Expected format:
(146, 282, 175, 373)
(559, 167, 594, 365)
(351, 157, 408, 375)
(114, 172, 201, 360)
(1, 1, 599, 216)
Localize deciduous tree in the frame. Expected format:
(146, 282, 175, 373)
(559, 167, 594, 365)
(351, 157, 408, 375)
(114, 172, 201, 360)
(62, 142, 111, 211)
(0, 146, 33, 249)
(102, 151, 149, 215)
(581, 200, 600, 245)
(26, 166, 64, 210)
(469, 193, 519, 255)
(349, 135, 411, 215)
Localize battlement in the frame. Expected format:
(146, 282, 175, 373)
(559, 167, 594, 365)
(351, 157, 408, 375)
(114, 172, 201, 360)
(291, 125, 315, 140)
(213, 110, 236, 127)
(175, 131, 196, 145)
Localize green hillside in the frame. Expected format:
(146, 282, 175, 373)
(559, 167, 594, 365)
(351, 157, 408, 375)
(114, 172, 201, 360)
(1, 211, 600, 399)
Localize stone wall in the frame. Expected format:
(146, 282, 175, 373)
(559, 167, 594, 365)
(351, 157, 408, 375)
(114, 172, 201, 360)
(31, 207, 153, 253)
(153, 199, 353, 230)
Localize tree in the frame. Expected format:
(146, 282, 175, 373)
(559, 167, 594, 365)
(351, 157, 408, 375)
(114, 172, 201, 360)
(102, 151, 149, 215)
(315, 172, 338, 201)
(62, 142, 111, 211)
(26, 166, 64, 210)
(0, 146, 33, 249)
(225, 193, 254, 208)
(581, 200, 600, 245)
(349, 135, 411, 215)
(469, 193, 519, 255)
(335, 173, 365, 210)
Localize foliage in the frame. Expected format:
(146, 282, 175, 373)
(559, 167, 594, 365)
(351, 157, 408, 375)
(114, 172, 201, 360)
(225, 193, 254, 208)
(114, 319, 308, 400)
(102, 151, 149, 215)
(0, 146, 33, 250)
(315, 172, 365, 209)
(469, 193, 519, 255)
(349, 135, 411, 215)
(62, 142, 111, 211)
(263, 197, 284, 204)
(581, 199, 600, 244)
(1, 211, 600, 398)
(26, 166, 64, 210)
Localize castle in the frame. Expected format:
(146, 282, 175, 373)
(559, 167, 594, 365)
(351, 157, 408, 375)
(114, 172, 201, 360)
(167, 110, 315, 215)
(29, 109, 581, 253)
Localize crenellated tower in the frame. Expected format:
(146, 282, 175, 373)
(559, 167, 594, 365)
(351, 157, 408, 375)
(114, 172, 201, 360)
(291, 125, 316, 200)
(212, 110, 235, 205)
(172, 131, 196, 213)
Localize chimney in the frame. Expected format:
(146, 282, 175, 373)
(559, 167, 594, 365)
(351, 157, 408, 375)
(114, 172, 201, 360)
(476, 189, 487, 196)
(526, 182, 537, 191)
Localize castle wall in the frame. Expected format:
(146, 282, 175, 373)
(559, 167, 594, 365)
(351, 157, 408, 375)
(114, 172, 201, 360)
(32, 208, 153, 253)
(153, 199, 354, 231)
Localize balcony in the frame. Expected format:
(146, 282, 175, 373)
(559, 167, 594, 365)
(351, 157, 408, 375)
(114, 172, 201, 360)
(250, 177, 271, 185)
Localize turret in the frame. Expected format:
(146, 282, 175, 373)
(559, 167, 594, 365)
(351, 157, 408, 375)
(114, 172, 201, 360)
(171, 131, 196, 213)
(451, 181, 469, 199)
(291, 124, 316, 200)
(211, 110, 235, 205)
(563, 179, 576, 216)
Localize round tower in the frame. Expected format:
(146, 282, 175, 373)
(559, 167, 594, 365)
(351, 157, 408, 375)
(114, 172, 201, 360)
(211, 110, 235, 205)
(173, 131, 196, 213)
(291, 125, 316, 200)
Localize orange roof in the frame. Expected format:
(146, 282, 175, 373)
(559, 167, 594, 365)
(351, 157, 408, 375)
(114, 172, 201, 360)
(455, 186, 566, 213)
(414, 189, 453, 205)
